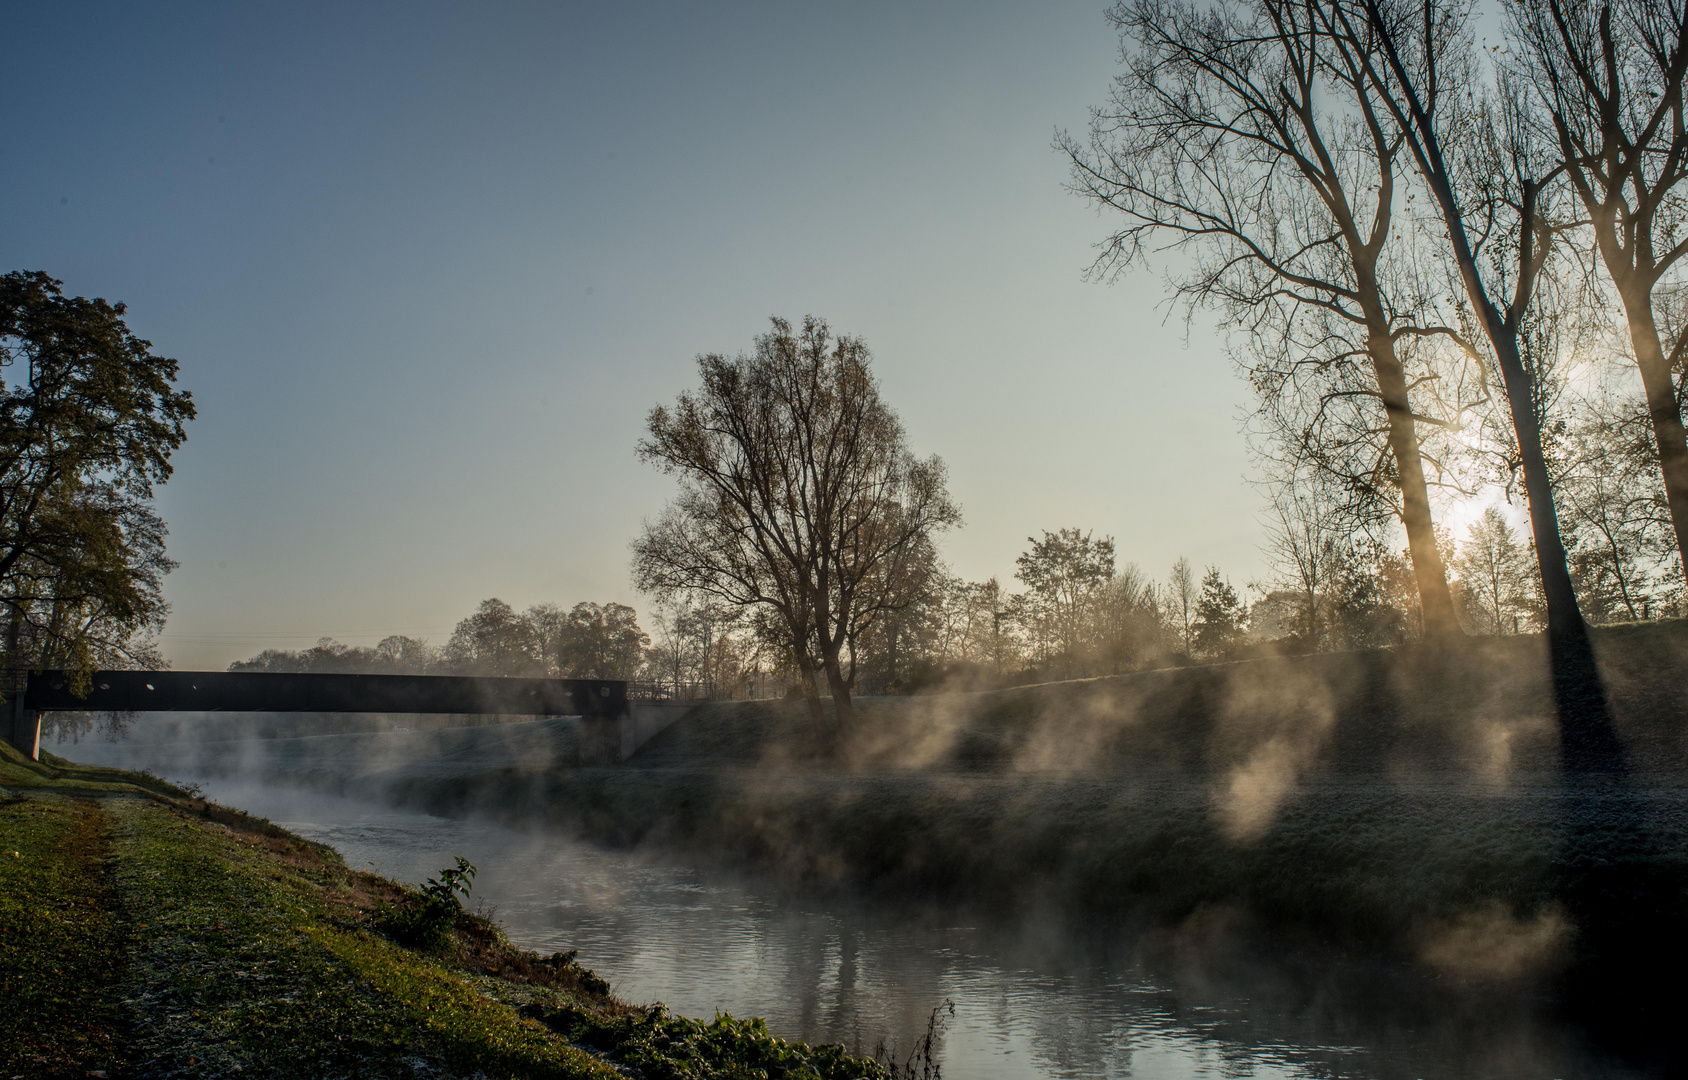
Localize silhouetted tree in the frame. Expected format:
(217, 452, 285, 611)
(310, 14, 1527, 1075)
(1014, 528, 1116, 673)
(445, 598, 541, 676)
(1556, 393, 1678, 621)
(1093, 564, 1171, 672)
(1509, 0, 1688, 580)
(1168, 556, 1197, 655)
(1062, 0, 1466, 638)
(1453, 508, 1538, 635)
(633, 316, 959, 737)
(1192, 567, 1247, 657)
(553, 601, 649, 680)
(1352, 0, 1620, 769)
(1261, 467, 1349, 647)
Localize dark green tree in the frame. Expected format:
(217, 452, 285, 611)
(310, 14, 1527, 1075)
(1192, 567, 1246, 658)
(554, 601, 649, 679)
(1014, 528, 1116, 672)
(0, 271, 194, 694)
(445, 598, 541, 676)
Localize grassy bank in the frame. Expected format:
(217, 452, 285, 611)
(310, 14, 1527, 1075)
(0, 745, 891, 1079)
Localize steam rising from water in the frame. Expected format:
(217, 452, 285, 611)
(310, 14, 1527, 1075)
(1416, 901, 1571, 982)
(55, 624, 1688, 1076)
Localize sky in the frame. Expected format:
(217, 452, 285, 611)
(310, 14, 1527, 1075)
(3, 1, 1269, 670)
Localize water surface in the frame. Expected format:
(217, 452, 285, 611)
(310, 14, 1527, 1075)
(189, 780, 1631, 1079)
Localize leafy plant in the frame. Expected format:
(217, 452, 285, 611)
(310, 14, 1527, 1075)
(376, 857, 476, 951)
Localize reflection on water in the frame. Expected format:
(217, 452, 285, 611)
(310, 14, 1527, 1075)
(198, 781, 1630, 1080)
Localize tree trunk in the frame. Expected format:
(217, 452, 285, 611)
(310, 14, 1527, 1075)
(1369, 337, 1463, 640)
(821, 653, 854, 731)
(1491, 334, 1625, 774)
(794, 652, 829, 741)
(1621, 301, 1688, 580)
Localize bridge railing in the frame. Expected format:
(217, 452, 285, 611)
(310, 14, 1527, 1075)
(626, 680, 781, 703)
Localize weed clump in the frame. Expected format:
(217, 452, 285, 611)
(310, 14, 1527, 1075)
(538, 949, 611, 996)
(375, 856, 476, 951)
(523, 1000, 889, 1080)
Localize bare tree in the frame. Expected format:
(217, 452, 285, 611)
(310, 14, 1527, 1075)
(1352, 0, 1621, 767)
(1261, 465, 1349, 646)
(1061, 0, 1465, 638)
(956, 576, 1021, 678)
(1558, 389, 1679, 621)
(1510, 0, 1688, 581)
(1453, 507, 1537, 635)
(1094, 564, 1171, 672)
(649, 599, 752, 698)
(632, 316, 959, 737)
(1169, 556, 1198, 654)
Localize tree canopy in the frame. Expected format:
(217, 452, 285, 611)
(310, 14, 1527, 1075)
(632, 316, 959, 735)
(0, 271, 195, 692)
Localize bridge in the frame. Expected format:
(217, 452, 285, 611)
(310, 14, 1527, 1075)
(1, 671, 689, 765)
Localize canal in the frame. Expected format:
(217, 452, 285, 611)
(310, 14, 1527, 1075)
(189, 779, 1627, 1080)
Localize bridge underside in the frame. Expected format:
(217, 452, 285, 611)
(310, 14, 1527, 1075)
(3, 671, 630, 762)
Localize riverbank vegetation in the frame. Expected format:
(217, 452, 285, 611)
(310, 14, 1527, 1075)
(0, 744, 892, 1079)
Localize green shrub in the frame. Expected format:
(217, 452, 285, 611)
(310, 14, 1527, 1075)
(376, 856, 476, 951)
(524, 1001, 890, 1080)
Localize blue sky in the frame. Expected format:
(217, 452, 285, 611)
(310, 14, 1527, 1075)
(4, 1, 1260, 668)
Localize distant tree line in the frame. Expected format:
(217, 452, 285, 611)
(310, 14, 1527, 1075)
(229, 599, 653, 681)
(631, 314, 1687, 723)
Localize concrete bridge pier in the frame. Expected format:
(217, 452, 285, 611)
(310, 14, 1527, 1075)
(3, 693, 40, 761)
(575, 702, 696, 765)
(578, 718, 622, 765)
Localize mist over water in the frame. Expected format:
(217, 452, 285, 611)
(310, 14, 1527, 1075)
(182, 778, 1630, 1080)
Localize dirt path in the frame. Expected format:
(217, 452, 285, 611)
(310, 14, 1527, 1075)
(0, 794, 129, 1079)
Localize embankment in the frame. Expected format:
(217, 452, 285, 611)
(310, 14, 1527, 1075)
(0, 743, 889, 1079)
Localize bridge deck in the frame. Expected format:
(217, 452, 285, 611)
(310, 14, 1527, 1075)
(4, 671, 630, 761)
(21, 670, 628, 716)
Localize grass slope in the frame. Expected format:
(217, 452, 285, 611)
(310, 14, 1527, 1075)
(0, 745, 889, 1079)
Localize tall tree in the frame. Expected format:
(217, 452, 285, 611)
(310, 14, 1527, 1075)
(1261, 466, 1349, 646)
(445, 598, 541, 676)
(1062, 0, 1465, 638)
(553, 601, 649, 680)
(1192, 567, 1247, 657)
(1453, 507, 1537, 635)
(1168, 556, 1198, 654)
(0, 271, 194, 693)
(1352, 0, 1623, 769)
(1557, 394, 1676, 621)
(1014, 528, 1116, 671)
(1510, 0, 1688, 580)
(632, 316, 959, 736)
